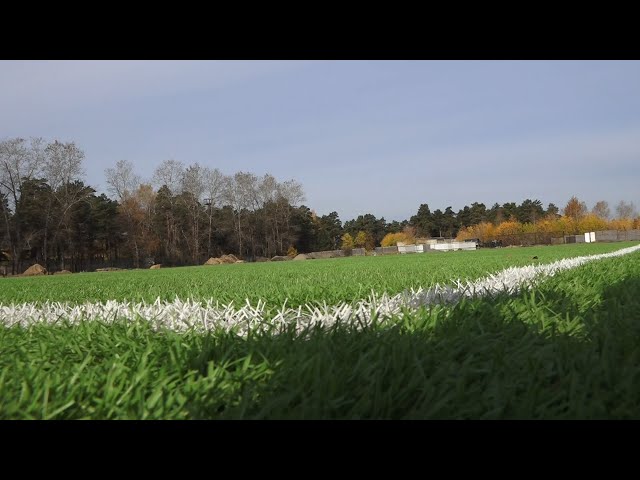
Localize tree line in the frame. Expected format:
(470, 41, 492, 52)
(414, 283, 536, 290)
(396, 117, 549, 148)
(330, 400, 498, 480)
(455, 196, 640, 245)
(1, 137, 638, 273)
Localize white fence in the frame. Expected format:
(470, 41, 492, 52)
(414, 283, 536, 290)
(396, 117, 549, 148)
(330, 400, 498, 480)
(431, 241, 477, 252)
(397, 241, 477, 253)
(398, 244, 420, 254)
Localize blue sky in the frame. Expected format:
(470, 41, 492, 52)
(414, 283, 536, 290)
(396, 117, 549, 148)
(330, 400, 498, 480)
(1, 60, 638, 221)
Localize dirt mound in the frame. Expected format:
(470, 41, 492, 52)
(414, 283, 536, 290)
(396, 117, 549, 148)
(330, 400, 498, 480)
(23, 264, 47, 276)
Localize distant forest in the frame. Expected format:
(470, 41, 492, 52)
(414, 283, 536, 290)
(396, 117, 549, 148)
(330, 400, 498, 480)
(1, 137, 639, 274)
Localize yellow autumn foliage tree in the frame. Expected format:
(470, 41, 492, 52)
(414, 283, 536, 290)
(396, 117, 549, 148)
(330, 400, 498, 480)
(381, 232, 414, 247)
(552, 216, 578, 235)
(577, 214, 609, 233)
(341, 233, 355, 250)
(354, 230, 375, 250)
(563, 196, 588, 220)
(492, 220, 523, 245)
(494, 220, 522, 236)
(455, 200, 638, 246)
(609, 218, 634, 231)
(455, 222, 496, 243)
(536, 215, 565, 234)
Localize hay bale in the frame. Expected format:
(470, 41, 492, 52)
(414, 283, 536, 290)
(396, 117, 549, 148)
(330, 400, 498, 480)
(23, 264, 47, 276)
(293, 254, 308, 261)
(150, 264, 161, 269)
(220, 254, 239, 264)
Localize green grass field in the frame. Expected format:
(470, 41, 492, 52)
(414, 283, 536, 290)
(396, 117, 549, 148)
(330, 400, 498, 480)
(1, 244, 639, 419)
(0, 242, 634, 307)
(0, 241, 639, 419)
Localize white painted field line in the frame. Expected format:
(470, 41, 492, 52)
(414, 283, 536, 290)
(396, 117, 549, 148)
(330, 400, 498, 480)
(2, 244, 640, 334)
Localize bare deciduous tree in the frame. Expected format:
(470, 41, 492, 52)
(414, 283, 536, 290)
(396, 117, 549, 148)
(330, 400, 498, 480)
(279, 179, 305, 207)
(180, 163, 206, 262)
(152, 160, 185, 263)
(105, 160, 143, 267)
(0, 137, 44, 273)
(152, 159, 185, 195)
(202, 167, 225, 258)
(43, 140, 85, 191)
(42, 140, 89, 268)
(591, 200, 610, 220)
(276, 178, 306, 253)
(223, 173, 254, 256)
(615, 200, 637, 220)
(259, 174, 280, 256)
(105, 160, 141, 202)
(258, 174, 278, 206)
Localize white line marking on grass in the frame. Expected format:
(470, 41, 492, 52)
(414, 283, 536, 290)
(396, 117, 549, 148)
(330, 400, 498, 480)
(2, 244, 640, 334)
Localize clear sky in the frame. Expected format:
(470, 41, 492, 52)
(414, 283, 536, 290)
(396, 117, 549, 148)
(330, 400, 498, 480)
(1, 60, 638, 221)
